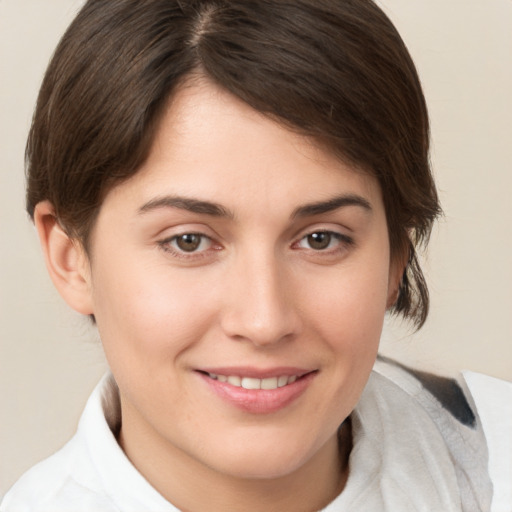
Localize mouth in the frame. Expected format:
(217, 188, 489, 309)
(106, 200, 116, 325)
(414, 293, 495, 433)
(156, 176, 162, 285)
(196, 368, 317, 413)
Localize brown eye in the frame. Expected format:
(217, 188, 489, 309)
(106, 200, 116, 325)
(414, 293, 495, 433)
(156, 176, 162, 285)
(175, 234, 203, 252)
(159, 232, 218, 258)
(306, 232, 332, 250)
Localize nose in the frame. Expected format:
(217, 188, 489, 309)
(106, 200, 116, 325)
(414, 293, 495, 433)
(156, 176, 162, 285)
(220, 250, 301, 347)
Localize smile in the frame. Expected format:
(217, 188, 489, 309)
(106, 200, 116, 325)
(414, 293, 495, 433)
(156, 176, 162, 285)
(198, 369, 316, 414)
(207, 373, 298, 390)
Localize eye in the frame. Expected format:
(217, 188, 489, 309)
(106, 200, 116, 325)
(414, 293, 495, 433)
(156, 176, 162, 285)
(301, 232, 333, 250)
(297, 231, 349, 251)
(161, 233, 213, 254)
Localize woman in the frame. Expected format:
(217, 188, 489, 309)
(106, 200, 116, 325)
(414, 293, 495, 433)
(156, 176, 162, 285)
(1, 1, 510, 510)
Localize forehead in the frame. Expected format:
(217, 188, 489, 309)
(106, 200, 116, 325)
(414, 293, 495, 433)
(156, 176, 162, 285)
(99, 80, 383, 220)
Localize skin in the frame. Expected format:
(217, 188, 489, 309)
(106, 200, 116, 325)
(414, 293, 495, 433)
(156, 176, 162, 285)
(36, 80, 403, 512)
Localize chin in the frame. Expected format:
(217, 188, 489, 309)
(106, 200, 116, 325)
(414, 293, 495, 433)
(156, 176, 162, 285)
(200, 431, 329, 481)
(216, 454, 307, 481)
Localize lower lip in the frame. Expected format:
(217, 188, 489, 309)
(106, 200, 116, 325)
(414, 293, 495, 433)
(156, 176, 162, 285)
(198, 372, 316, 414)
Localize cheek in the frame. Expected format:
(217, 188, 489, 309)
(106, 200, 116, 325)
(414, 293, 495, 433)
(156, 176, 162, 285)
(90, 255, 219, 368)
(302, 257, 390, 403)
(306, 259, 390, 344)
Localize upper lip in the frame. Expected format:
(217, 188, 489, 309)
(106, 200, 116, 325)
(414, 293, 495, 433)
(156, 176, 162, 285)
(196, 366, 315, 379)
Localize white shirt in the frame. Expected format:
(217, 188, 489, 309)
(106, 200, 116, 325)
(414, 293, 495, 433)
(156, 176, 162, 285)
(2, 360, 511, 512)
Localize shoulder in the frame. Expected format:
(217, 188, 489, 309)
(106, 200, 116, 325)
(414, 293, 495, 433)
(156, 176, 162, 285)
(375, 356, 512, 437)
(1, 375, 121, 512)
(463, 371, 512, 511)
(373, 356, 512, 512)
(462, 370, 512, 424)
(1, 374, 175, 512)
(0, 436, 116, 512)
(375, 356, 477, 426)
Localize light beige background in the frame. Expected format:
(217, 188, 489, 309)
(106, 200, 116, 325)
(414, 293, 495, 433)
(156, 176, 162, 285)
(1, 0, 511, 498)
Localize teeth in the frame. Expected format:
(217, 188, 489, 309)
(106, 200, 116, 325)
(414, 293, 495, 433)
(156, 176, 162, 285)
(208, 373, 300, 389)
(261, 377, 278, 390)
(277, 375, 288, 387)
(227, 375, 241, 386)
(241, 377, 261, 390)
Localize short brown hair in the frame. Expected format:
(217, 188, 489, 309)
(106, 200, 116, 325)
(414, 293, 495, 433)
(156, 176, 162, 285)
(26, 0, 441, 327)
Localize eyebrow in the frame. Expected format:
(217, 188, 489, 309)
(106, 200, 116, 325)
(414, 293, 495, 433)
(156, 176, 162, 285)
(138, 196, 234, 218)
(291, 194, 372, 218)
(138, 193, 372, 220)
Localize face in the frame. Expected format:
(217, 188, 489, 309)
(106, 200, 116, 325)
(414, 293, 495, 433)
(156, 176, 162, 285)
(85, 81, 399, 488)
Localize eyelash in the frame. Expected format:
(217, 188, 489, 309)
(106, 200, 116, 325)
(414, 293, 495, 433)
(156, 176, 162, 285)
(157, 230, 354, 260)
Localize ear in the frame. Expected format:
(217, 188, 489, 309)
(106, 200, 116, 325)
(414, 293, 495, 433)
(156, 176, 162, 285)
(386, 246, 408, 309)
(34, 201, 94, 315)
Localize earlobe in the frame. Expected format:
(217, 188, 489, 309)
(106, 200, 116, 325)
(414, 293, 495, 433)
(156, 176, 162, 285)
(34, 201, 94, 315)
